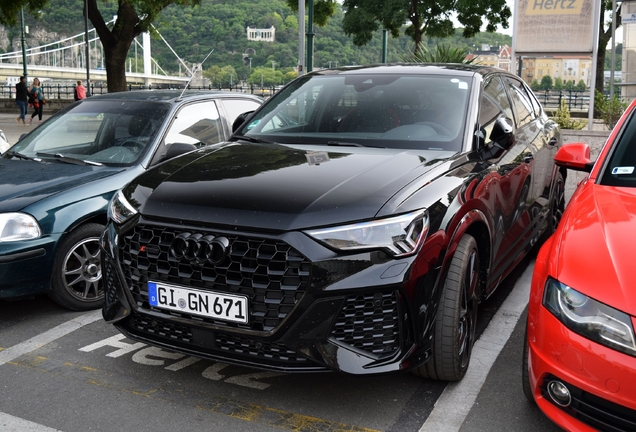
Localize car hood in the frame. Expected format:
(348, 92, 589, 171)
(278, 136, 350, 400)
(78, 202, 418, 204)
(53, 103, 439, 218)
(136, 142, 454, 231)
(556, 183, 636, 316)
(0, 159, 121, 212)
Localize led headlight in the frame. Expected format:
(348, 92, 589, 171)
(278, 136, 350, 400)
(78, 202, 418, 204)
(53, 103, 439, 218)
(0, 213, 42, 242)
(306, 209, 429, 257)
(108, 190, 138, 224)
(543, 277, 636, 357)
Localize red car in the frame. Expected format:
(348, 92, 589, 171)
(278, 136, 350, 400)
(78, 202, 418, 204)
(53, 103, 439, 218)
(523, 100, 636, 431)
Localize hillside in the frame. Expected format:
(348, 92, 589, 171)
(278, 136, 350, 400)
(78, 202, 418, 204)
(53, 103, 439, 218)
(5, 0, 511, 83)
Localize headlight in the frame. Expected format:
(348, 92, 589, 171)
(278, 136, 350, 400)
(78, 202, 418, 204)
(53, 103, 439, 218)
(305, 210, 429, 257)
(0, 213, 42, 242)
(543, 277, 636, 357)
(108, 190, 138, 224)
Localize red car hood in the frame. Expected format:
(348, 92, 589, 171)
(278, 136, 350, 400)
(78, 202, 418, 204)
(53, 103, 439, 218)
(556, 183, 636, 316)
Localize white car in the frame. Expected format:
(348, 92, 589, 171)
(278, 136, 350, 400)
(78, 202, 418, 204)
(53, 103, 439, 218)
(0, 130, 9, 154)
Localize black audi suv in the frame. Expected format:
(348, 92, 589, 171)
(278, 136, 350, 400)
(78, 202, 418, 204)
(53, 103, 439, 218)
(101, 64, 563, 380)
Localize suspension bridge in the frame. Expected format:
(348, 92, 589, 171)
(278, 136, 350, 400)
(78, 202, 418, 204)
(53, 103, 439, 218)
(0, 22, 193, 87)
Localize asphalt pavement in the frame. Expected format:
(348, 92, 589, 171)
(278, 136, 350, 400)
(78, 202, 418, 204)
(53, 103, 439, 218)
(1, 111, 50, 144)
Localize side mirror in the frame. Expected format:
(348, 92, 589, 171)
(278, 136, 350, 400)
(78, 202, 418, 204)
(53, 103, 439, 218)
(164, 142, 197, 161)
(555, 142, 594, 172)
(490, 117, 515, 150)
(232, 111, 255, 133)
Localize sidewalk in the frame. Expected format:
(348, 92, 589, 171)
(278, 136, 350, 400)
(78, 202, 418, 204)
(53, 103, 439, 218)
(0, 112, 49, 145)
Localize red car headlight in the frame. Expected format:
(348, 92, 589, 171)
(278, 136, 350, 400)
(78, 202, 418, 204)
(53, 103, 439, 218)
(543, 277, 636, 357)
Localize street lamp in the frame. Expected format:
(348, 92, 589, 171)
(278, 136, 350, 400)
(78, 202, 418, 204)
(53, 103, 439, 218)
(20, 8, 27, 79)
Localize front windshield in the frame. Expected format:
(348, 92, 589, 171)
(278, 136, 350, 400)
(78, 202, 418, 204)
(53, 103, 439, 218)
(8, 99, 170, 166)
(600, 108, 636, 188)
(239, 73, 472, 152)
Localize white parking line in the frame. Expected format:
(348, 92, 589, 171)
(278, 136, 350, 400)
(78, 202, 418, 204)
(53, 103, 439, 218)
(419, 261, 533, 432)
(0, 412, 63, 432)
(0, 309, 102, 367)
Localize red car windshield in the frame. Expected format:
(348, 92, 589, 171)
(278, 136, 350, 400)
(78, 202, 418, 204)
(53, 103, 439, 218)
(600, 109, 636, 188)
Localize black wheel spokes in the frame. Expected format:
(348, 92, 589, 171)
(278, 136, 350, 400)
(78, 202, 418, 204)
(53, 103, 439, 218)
(63, 239, 103, 300)
(458, 250, 479, 369)
(553, 180, 565, 229)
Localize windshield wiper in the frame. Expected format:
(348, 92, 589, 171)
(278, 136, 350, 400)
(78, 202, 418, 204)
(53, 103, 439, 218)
(232, 135, 273, 144)
(327, 141, 365, 147)
(5, 150, 40, 161)
(35, 152, 103, 166)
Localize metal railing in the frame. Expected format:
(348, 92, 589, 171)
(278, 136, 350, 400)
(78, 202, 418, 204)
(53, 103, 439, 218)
(0, 83, 283, 100)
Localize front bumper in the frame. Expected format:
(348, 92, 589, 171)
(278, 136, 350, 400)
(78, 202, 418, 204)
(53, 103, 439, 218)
(101, 218, 441, 374)
(527, 305, 636, 431)
(0, 235, 59, 298)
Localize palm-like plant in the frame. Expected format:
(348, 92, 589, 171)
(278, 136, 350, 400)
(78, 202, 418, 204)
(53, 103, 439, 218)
(402, 44, 475, 64)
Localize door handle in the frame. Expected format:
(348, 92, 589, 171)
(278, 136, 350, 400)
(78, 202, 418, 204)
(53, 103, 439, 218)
(524, 153, 534, 163)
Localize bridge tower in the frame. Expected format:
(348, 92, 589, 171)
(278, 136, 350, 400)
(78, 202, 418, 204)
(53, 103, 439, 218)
(143, 32, 152, 87)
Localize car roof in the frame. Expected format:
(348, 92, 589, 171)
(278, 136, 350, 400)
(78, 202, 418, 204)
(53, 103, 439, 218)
(84, 90, 263, 104)
(308, 63, 505, 79)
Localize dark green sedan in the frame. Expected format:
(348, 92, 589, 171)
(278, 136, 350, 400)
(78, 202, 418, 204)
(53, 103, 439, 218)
(0, 90, 262, 310)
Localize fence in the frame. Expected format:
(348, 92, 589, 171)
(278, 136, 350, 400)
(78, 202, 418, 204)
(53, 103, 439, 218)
(532, 90, 591, 111)
(0, 83, 282, 100)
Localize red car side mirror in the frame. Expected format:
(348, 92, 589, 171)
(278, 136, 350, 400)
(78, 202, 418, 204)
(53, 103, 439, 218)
(554, 142, 594, 173)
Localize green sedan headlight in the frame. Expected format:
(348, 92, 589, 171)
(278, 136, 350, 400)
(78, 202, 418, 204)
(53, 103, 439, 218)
(108, 190, 138, 224)
(305, 210, 429, 257)
(543, 277, 636, 357)
(0, 213, 42, 242)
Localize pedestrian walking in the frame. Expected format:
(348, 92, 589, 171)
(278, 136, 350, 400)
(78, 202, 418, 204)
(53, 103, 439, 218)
(15, 76, 28, 126)
(74, 80, 86, 101)
(29, 77, 44, 125)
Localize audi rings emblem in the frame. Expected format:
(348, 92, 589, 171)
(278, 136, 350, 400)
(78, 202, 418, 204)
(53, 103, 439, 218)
(170, 232, 230, 265)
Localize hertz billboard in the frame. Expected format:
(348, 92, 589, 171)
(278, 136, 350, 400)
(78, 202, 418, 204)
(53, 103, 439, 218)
(513, 0, 600, 55)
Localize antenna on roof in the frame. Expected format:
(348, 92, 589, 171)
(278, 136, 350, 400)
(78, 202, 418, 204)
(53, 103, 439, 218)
(178, 48, 215, 101)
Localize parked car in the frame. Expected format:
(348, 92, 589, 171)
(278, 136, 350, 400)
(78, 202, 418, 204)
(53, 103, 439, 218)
(102, 64, 563, 380)
(523, 100, 636, 429)
(0, 91, 263, 310)
(0, 129, 10, 154)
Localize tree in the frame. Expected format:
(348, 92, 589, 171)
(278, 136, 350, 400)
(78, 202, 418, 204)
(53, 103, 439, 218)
(554, 77, 564, 91)
(530, 79, 540, 91)
(341, 0, 511, 53)
(576, 80, 587, 92)
(402, 44, 474, 63)
(540, 75, 553, 91)
(2, 0, 199, 92)
(596, 1, 622, 95)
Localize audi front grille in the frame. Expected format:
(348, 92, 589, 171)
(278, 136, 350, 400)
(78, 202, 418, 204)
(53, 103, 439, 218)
(118, 224, 312, 332)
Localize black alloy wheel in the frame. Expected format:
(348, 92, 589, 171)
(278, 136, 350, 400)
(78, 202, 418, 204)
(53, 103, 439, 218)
(48, 223, 105, 310)
(414, 234, 480, 381)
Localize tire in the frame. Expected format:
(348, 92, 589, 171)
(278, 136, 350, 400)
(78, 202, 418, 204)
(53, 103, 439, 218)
(522, 321, 535, 403)
(48, 223, 105, 311)
(414, 234, 480, 381)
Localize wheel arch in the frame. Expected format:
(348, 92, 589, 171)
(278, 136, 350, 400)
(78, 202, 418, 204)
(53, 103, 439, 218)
(447, 210, 492, 300)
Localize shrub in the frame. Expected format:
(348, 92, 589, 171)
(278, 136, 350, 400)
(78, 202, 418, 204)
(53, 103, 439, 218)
(595, 90, 628, 130)
(552, 99, 585, 130)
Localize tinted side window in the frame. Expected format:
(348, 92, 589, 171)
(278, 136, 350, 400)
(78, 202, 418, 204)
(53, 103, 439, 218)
(221, 99, 261, 128)
(164, 101, 223, 147)
(504, 77, 535, 127)
(479, 76, 513, 143)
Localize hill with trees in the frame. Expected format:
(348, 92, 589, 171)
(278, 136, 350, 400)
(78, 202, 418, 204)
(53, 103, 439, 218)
(9, 0, 512, 86)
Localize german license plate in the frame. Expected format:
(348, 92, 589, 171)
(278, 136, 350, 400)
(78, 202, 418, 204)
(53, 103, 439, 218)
(147, 281, 248, 324)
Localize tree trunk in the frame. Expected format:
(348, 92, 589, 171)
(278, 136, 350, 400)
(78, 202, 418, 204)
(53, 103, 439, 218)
(86, 0, 142, 93)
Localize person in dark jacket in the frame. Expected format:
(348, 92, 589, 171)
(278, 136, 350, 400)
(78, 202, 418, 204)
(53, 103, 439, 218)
(15, 76, 28, 126)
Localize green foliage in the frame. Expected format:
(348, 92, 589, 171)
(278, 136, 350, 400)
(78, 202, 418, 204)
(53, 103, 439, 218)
(553, 77, 563, 91)
(248, 66, 284, 86)
(595, 90, 628, 130)
(341, 0, 511, 53)
(564, 80, 575, 91)
(6, 0, 512, 83)
(203, 65, 238, 86)
(552, 99, 585, 130)
(530, 79, 540, 91)
(576, 80, 587, 92)
(540, 75, 553, 91)
(401, 44, 474, 63)
(285, 0, 337, 27)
